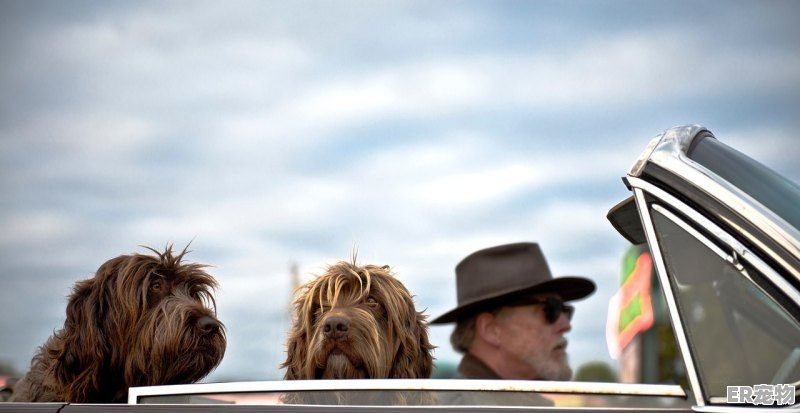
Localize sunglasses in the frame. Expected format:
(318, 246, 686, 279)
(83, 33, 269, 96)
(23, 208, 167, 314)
(516, 297, 574, 323)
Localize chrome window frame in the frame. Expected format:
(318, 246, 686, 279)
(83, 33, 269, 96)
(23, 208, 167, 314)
(629, 176, 800, 407)
(634, 187, 705, 407)
(629, 125, 800, 281)
(628, 177, 800, 310)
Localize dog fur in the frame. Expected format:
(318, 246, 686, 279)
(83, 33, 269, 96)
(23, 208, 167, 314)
(12, 245, 226, 403)
(282, 260, 434, 381)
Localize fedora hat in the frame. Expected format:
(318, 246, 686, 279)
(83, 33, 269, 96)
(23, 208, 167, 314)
(430, 242, 595, 324)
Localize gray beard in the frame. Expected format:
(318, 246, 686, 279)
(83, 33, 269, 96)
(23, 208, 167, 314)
(537, 357, 572, 381)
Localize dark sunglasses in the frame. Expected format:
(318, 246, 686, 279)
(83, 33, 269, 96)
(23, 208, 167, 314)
(516, 297, 574, 323)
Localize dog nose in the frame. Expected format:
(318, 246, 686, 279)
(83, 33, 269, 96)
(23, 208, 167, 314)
(196, 316, 221, 334)
(323, 316, 349, 340)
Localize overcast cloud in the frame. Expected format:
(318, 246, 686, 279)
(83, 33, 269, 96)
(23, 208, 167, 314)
(1, 0, 799, 381)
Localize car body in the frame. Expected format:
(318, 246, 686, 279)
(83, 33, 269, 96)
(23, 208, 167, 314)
(2, 125, 798, 412)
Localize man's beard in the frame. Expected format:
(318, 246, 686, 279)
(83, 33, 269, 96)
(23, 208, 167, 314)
(536, 355, 572, 380)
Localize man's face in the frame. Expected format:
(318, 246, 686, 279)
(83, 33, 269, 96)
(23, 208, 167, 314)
(494, 293, 573, 380)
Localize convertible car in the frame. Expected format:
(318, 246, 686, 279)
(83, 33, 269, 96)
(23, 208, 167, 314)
(2, 125, 798, 412)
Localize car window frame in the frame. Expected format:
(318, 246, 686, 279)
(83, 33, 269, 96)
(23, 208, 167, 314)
(630, 176, 800, 407)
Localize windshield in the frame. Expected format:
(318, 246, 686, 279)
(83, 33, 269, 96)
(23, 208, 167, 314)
(651, 205, 800, 400)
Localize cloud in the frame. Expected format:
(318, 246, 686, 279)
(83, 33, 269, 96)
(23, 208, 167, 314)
(1, 1, 799, 383)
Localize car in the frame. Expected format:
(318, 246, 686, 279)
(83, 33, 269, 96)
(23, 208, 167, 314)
(2, 125, 798, 412)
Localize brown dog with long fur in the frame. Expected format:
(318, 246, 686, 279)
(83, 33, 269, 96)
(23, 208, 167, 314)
(12, 245, 226, 403)
(282, 260, 433, 382)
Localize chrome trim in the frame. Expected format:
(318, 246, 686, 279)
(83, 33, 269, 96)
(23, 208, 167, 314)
(628, 177, 800, 309)
(128, 379, 686, 404)
(629, 125, 708, 177)
(694, 405, 800, 413)
(629, 131, 669, 177)
(642, 126, 800, 280)
(652, 205, 730, 261)
(633, 187, 705, 407)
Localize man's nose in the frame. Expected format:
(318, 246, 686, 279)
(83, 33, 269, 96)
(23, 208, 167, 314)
(554, 312, 572, 333)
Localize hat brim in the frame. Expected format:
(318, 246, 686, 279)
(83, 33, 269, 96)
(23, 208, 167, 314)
(429, 276, 596, 324)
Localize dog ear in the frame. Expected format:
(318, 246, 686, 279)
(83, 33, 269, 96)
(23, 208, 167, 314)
(282, 327, 308, 380)
(282, 290, 310, 380)
(50, 277, 109, 402)
(391, 309, 435, 379)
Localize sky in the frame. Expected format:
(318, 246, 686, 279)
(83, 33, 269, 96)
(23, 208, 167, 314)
(1, 0, 799, 382)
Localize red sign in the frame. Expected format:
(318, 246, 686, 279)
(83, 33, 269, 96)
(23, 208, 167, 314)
(607, 249, 655, 358)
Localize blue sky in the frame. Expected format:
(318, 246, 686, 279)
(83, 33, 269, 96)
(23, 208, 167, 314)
(1, 0, 799, 382)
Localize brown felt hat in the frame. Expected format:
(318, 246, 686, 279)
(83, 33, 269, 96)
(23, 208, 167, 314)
(430, 242, 595, 324)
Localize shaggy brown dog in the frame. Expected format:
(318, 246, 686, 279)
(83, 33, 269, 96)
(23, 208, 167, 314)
(12, 245, 226, 403)
(282, 261, 434, 381)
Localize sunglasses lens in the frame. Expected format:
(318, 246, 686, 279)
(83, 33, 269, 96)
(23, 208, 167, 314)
(543, 298, 573, 323)
(563, 304, 574, 321)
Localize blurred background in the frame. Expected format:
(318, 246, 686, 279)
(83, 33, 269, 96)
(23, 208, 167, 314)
(1, 0, 798, 382)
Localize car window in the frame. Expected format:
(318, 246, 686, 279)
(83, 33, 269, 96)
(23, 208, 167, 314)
(650, 205, 800, 401)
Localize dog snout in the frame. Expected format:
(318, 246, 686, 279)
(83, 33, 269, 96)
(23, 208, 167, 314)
(196, 316, 221, 334)
(323, 315, 350, 340)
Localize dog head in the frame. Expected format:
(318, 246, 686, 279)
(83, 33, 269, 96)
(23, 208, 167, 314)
(51, 245, 226, 402)
(283, 260, 434, 380)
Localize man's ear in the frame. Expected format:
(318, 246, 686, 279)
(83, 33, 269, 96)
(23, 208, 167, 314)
(475, 312, 502, 347)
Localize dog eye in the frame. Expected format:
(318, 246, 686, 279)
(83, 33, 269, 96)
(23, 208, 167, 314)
(312, 306, 323, 322)
(366, 296, 379, 306)
(150, 279, 163, 293)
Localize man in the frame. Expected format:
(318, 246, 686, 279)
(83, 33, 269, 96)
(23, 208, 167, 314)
(431, 242, 595, 381)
